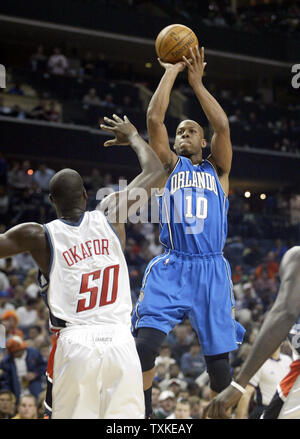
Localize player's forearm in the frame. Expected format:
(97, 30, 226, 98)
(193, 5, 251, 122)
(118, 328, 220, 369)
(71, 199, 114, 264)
(129, 132, 165, 174)
(147, 69, 179, 123)
(236, 307, 295, 388)
(192, 83, 229, 132)
(234, 388, 253, 419)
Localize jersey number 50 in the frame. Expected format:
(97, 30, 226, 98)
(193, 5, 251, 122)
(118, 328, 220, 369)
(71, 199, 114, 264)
(76, 264, 119, 313)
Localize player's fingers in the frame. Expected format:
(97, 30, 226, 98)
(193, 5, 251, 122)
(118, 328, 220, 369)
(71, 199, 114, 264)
(103, 116, 117, 126)
(112, 114, 123, 123)
(103, 139, 116, 147)
(182, 56, 192, 67)
(203, 62, 207, 70)
(189, 47, 196, 63)
(194, 45, 201, 62)
(100, 124, 116, 132)
(201, 46, 205, 63)
(157, 58, 166, 67)
(123, 115, 130, 123)
(202, 404, 210, 419)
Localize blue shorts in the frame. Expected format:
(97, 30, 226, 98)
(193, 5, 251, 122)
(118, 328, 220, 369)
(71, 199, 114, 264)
(131, 249, 245, 356)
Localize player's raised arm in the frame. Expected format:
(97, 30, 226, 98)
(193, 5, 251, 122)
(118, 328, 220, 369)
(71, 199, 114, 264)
(203, 246, 300, 419)
(183, 46, 232, 195)
(146, 60, 185, 174)
(98, 115, 167, 246)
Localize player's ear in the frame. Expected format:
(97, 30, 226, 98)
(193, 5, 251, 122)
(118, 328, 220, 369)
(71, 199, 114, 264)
(83, 188, 88, 200)
(49, 194, 53, 204)
(201, 139, 207, 149)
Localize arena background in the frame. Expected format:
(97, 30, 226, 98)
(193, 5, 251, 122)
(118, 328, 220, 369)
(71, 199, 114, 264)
(0, 0, 299, 420)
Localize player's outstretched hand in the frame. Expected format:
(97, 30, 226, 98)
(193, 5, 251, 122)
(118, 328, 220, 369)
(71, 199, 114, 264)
(100, 114, 138, 147)
(157, 58, 186, 73)
(182, 46, 207, 87)
(202, 384, 242, 419)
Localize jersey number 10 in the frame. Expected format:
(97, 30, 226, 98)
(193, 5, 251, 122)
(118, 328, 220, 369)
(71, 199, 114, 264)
(185, 195, 208, 219)
(76, 264, 119, 313)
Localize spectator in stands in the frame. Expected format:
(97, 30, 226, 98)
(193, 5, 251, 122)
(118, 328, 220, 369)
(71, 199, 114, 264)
(255, 251, 279, 280)
(82, 88, 101, 106)
(0, 390, 16, 419)
(101, 93, 115, 109)
(148, 226, 163, 257)
(68, 47, 81, 77)
(271, 239, 288, 263)
(16, 298, 39, 336)
(0, 335, 46, 401)
(29, 99, 48, 121)
(33, 163, 55, 192)
(0, 186, 10, 224)
(25, 325, 47, 350)
(155, 344, 176, 369)
(1, 310, 23, 341)
(170, 324, 192, 363)
(180, 341, 206, 380)
(0, 261, 19, 279)
(11, 394, 38, 419)
(0, 97, 12, 116)
(0, 291, 15, 319)
(8, 82, 25, 96)
(81, 50, 96, 77)
(44, 101, 61, 123)
(10, 285, 26, 309)
(30, 45, 47, 73)
(151, 384, 161, 414)
(14, 253, 37, 277)
(189, 395, 202, 419)
(10, 105, 27, 120)
(254, 268, 278, 297)
(155, 390, 176, 419)
(166, 397, 192, 419)
(47, 47, 69, 75)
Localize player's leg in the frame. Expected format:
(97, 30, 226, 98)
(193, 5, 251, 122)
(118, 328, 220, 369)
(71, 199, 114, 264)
(51, 327, 102, 419)
(131, 251, 191, 417)
(135, 327, 167, 417)
(100, 330, 144, 419)
(189, 255, 245, 396)
(204, 352, 231, 397)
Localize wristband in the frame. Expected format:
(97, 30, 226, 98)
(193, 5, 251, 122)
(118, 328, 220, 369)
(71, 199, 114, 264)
(230, 380, 246, 394)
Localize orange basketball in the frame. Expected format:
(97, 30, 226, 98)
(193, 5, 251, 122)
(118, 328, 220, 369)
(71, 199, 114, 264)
(155, 24, 199, 64)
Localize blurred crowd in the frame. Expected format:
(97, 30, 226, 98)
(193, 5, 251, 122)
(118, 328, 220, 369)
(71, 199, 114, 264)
(0, 38, 299, 156)
(0, 153, 299, 419)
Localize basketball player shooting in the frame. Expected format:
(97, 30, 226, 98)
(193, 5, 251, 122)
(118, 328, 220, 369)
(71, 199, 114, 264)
(0, 115, 166, 419)
(131, 46, 245, 418)
(204, 246, 300, 419)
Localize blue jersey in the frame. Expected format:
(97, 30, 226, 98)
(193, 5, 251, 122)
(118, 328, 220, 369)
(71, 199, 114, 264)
(158, 156, 228, 255)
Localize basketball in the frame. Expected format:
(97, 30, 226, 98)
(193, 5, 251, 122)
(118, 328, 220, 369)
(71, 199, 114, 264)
(155, 24, 199, 64)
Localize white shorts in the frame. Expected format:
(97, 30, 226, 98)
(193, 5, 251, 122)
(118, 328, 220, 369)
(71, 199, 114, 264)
(51, 324, 144, 419)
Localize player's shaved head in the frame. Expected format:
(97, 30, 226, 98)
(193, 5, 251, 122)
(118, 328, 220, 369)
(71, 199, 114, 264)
(176, 120, 204, 138)
(49, 168, 86, 210)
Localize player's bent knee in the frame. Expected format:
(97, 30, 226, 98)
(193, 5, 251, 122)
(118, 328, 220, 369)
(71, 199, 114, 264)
(205, 353, 231, 393)
(135, 328, 166, 372)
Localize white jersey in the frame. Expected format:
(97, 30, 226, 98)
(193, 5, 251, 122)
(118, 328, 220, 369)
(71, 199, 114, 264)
(38, 210, 132, 330)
